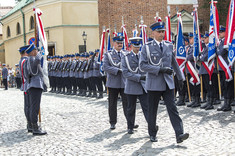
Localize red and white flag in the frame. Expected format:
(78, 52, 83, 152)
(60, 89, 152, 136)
(164, 6, 172, 42)
(224, 0, 235, 48)
(121, 24, 129, 50)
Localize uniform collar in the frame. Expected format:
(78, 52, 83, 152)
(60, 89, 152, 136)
(154, 39, 163, 46)
(131, 51, 139, 56)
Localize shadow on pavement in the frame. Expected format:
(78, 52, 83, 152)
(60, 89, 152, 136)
(0, 129, 33, 147)
(85, 129, 126, 143)
(131, 142, 187, 156)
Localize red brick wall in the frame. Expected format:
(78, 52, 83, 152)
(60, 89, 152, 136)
(98, 0, 218, 41)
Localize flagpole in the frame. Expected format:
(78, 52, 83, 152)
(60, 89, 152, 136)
(34, 5, 41, 127)
(200, 75, 203, 101)
(185, 69, 191, 102)
(216, 56, 222, 99)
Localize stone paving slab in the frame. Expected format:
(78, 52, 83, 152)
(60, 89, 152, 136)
(0, 88, 235, 156)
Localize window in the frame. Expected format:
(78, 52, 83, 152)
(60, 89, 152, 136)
(30, 16, 34, 30)
(16, 22, 21, 34)
(7, 26, 11, 37)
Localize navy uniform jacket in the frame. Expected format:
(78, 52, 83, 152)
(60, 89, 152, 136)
(2, 67, 8, 79)
(186, 45, 194, 74)
(103, 49, 126, 89)
(19, 56, 28, 92)
(69, 60, 76, 77)
(139, 40, 183, 91)
(79, 60, 87, 78)
(122, 51, 147, 95)
(92, 57, 102, 77)
(15, 67, 21, 78)
(25, 52, 44, 90)
(217, 38, 228, 71)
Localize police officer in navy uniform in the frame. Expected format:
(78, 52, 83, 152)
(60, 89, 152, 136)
(92, 49, 104, 98)
(24, 44, 47, 135)
(18, 45, 32, 132)
(139, 21, 189, 143)
(121, 37, 148, 134)
(15, 64, 22, 89)
(217, 25, 233, 111)
(2, 64, 8, 90)
(199, 32, 217, 110)
(103, 33, 128, 130)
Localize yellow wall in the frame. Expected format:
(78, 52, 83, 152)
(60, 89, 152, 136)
(1, 0, 99, 68)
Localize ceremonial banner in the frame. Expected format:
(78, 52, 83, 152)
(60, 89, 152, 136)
(228, 37, 235, 66)
(224, 0, 235, 48)
(176, 12, 186, 81)
(121, 24, 129, 50)
(132, 24, 138, 37)
(34, 7, 49, 87)
(106, 29, 111, 51)
(164, 6, 172, 42)
(98, 28, 106, 76)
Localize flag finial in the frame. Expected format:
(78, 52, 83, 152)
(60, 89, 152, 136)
(140, 16, 144, 25)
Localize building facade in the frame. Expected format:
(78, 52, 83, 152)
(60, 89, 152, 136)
(1, 0, 99, 67)
(98, 0, 225, 40)
(0, 6, 13, 65)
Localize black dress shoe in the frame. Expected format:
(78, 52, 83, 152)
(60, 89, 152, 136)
(150, 136, 158, 142)
(176, 133, 189, 143)
(128, 129, 134, 134)
(110, 124, 115, 130)
(133, 125, 139, 129)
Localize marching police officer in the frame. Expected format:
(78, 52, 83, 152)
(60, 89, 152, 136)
(103, 33, 128, 130)
(139, 21, 189, 143)
(121, 37, 148, 134)
(24, 44, 47, 135)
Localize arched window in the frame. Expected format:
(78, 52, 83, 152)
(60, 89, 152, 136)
(7, 26, 11, 37)
(16, 22, 21, 35)
(30, 16, 34, 30)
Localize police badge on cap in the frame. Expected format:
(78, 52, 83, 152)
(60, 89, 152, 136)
(129, 37, 142, 47)
(113, 33, 124, 43)
(150, 22, 165, 31)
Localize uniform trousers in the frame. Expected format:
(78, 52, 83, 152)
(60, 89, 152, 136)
(219, 71, 226, 96)
(24, 92, 30, 122)
(188, 74, 200, 97)
(108, 88, 128, 125)
(91, 77, 103, 92)
(84, 78, 91, 91)
(70, 77, 76, 91)
(28, 88, 42, 124)
(222, 71, 234, 99)
(147, 86, 184, 137)
(76, 78, 82, 90)
(201, 73, 217, 98)
(89, 77, 96, 91)
(15, 77, 22, 88)
(175, 76, 187, 97)
(126, 91, 148, 129)
(3, 79, 7, 90)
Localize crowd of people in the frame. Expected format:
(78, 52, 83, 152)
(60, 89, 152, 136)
(0, 64, 22, 90)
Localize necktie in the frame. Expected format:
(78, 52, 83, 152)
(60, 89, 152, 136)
(136, 54, 139, 60)
(118, 52, 121, 58)
(159, 42, 163, 52)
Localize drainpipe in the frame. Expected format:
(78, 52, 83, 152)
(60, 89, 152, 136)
(20, 8, 26, 46)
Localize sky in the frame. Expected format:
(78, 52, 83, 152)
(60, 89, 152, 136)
(0, 0, 16, 6)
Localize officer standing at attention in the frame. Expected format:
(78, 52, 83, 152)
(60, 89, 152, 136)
(24, 44, 47, 135)
(18, 45, 31, 132)
(139, 20, 189, 143)
(103, 33, 128, 130)
(121, 37, 148, 134)
(2, 64, 8, 90)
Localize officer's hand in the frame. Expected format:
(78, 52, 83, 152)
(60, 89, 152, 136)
(159, 67, 174, 75)
(140, 75, 146, 80)
(178, 80, 184, 91)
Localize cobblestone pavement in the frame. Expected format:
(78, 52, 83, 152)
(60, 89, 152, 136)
(0, 88, 235, 156)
